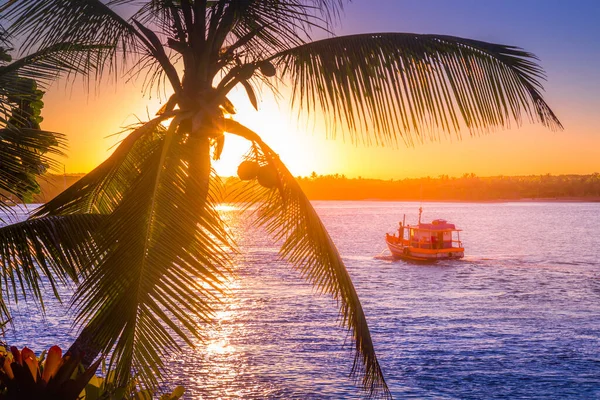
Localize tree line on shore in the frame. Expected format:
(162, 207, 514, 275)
(32, 172, 600, 203)
(290, 173, 600, 201)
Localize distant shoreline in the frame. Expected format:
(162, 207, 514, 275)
(340, 197, 600, 203)
(30, 173, 600, 204)
(492, 197, 600, 203)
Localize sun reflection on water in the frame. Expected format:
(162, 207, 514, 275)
(167, 207, 345, 398)
(205, 339, 234, 355)
(167, 273, 276, 398)
(215, 204, 240, 213)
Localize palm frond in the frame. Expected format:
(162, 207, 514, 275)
(0, 43, 71, 206)
(0, 40, 111, 207)
(219, 0, 305, 56)
(0, 128, 66, 205)
(117, 0, 344, 81)
(3, 0, 141, 77)
(0, 42, 110, 89)
(71, 118, 233, 388)
(33, 115, 173, 217)
(224, 119, 390, 398)
(108, 0, 181, 37)
(0, 214, 103, 319)
(268, 33, 562, 146)
(216, 0, 343, 67)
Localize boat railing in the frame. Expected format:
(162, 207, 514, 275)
(392, 226, 463, 250)
(405, 237, 463, 250)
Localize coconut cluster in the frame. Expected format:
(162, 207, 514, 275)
(237, 161, 278, 188)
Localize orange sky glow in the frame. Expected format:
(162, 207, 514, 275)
(38, 2, 600, 180)
(41, 79, 599, 180)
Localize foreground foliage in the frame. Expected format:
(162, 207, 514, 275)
(0, 28, 66, 206)
(0, 345, 184, 399)
(0, 345, 100, 399)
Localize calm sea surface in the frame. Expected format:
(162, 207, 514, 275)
(3, 201, 600, 399)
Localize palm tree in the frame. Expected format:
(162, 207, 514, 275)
(0, 1, 561, 397)
(0, 25, 108, 318)
(0, 24, 82, 206)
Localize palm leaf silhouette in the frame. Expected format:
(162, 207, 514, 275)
(225, 119, 387, 396)
(34, 115, 174, 216)
(269, 33, 562, 145)
(0, 214, 101, 319)
(70, 118, 233, 387)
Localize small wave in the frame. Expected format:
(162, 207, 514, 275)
(373, 254, 396, 261)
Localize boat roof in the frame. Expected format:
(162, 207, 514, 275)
(407, 223, 462, 231)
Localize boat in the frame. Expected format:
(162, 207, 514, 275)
(385, 207, 464, 261)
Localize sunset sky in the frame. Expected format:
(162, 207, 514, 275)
(39, 0, 600, 179)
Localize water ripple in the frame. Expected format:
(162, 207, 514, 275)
(3, 201, 600, 398)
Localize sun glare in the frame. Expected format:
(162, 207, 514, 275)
(215, 204, 240, 212)
(206, 339, 235, 355)
(213, 86, 335, 178)
(44, 68, 600, 180)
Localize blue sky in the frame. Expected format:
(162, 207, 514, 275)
(340, 0, 600, 112)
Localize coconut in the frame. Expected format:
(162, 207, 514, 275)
(259, 61, 276, 77)
(257, 165, 279, 188)
(237, 161, 260, 180)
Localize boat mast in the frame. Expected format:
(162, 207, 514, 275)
(418, 206, 422, 224)
(400, 214, 406, 240)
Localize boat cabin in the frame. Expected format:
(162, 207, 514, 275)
(385, 210, 465, 261)
(399, 219, 462, 250)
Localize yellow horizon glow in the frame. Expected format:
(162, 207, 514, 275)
(40, 78, 600, 180)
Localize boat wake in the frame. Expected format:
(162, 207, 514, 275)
(373, 254, 395, 261)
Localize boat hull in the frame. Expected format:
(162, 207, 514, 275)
(386, 234, 464, 261)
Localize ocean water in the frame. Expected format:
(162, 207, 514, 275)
(2, 201, 600, 399)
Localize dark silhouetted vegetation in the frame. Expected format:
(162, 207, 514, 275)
(229, 173, 600, 202)
(41, 173, 600, 203)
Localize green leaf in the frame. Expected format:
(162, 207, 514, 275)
(84, 383, 101, 400)
(134, 389, 153, 400)
(160, 386, 185, 399)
